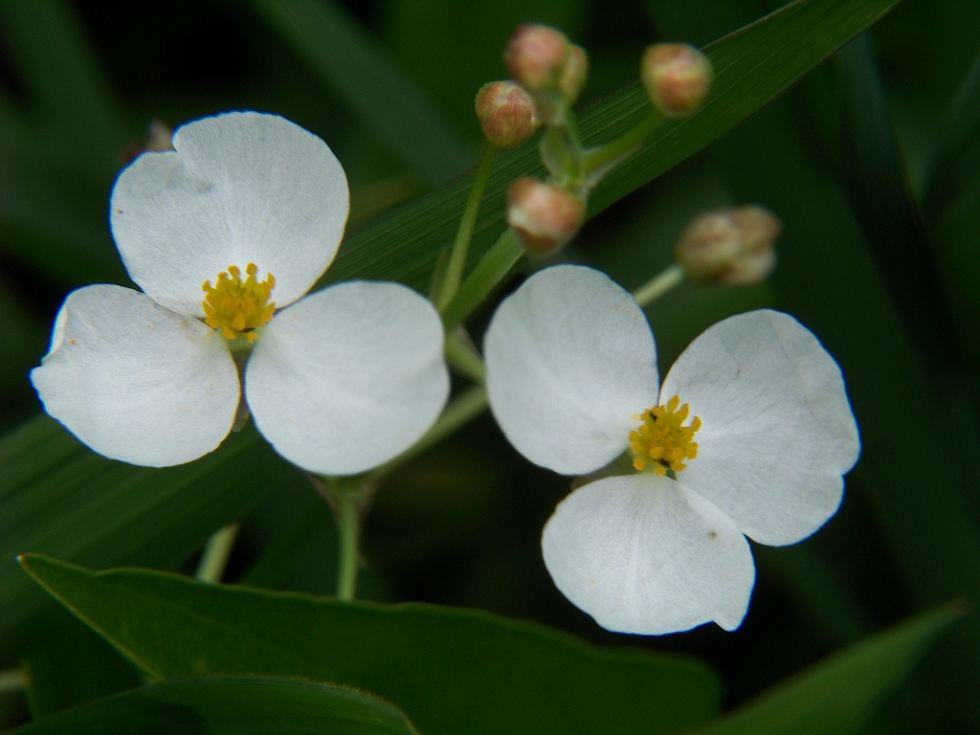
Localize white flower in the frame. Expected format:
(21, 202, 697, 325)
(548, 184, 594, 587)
(31, 112, 449, 475)
(484, 265, 859, 635)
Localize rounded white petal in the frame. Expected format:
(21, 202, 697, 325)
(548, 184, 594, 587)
(484, 265, 659, 475)
(245, 282, 449, 475)
(30, 285, 239, 467)
(542, 474, 755, 635)
(661, 310, 860, 546)
(111, 111, 350, 315)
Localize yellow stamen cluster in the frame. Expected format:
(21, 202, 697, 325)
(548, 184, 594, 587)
(202, 263, 276, 343)
(629, 395, 701, 475)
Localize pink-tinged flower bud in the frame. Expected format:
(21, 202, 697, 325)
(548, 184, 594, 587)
(475, 81, 540, 148)
(676, 206, 781, 285)
(641, 43, 712, 117)
(558, 44, 589, 105)
(505, 24, 570, 91)
(507, 178, 585, 256)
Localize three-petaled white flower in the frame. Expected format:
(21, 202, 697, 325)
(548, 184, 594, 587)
(484, 265, 859, 635)
(31, 112, 449, 475)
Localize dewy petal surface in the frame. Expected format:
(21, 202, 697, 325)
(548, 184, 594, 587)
(29, 285, 240, 467)
(542, 474, 755, 635)
(111, 111, 349, 315)
(661, 310, 860, 546)
(245, 282, 449, 475)
(484, 265, 660, 475)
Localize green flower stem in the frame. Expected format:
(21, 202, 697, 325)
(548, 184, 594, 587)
(334, 484, 361, 601)
(445, 329, 485, 382)
(442, 229, 524, 330)
(0, 668, 25, 694)
(436, 145, 498, 312)
(632, 263, 685, 308)
(581, 113, 664, 180)
(194, 523, 239, 583)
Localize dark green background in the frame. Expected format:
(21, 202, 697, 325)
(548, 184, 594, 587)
(0, 1, 977, 733)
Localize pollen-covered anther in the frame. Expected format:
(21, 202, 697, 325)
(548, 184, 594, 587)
(202, 262, 276, 343)
(629, 394, 702, 475)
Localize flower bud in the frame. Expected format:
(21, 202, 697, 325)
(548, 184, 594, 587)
(676, 206, 780, 285)
(507, 178, 585, 257)
(475, 81, 540, 148)
(505, 24, 570, 91)
(641, 43, 712, 117)
(558, 44, 588, 105)
(119, 119, 174, 164)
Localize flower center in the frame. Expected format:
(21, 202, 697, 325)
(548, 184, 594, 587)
(202, 263, 276, 343)
(628, 395, 701, 476)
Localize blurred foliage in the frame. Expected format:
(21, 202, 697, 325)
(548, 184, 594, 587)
(0, 0, 977, 733)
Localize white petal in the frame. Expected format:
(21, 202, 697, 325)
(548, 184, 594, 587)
(30, 285, 239, 467)
(542, 474, 755, 635)
(246, 282, 449, 475)
(111, 111, 350, 315)
(484, 265, 659, 475)
(661, 310, 861, 546)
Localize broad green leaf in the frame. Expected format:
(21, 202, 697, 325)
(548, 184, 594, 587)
(680, 606, 958, 735)
(8, 675, 419, 735)
(19, 555, 722, 735)
(251, 0, 473, 185)
(0, 0, 901, 655)
(0, 420, 291, 658)
(23, 610, 139, 718)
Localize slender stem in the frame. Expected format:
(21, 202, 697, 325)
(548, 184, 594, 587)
(436, 145, 498, 311)
(442, 229, 524, 330)
(334, 485, 360, 601)
(445, 330, 485, 382)
(0, 669, 25, 694)
(194, 524, 239, 583)
(632, 263, 685, 308)
(582, 113, 663, 177)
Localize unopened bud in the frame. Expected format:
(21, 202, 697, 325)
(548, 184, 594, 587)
(642, 43, 712, 117)
(507, 178, 585, 256)
(146, 120, 175, 152)
(558, 44, 588, 105)
(475, 81, 539, 148)
(119, 119, 174, 164)
(676, 206, 780, 285)
(505, 24, 570, 91)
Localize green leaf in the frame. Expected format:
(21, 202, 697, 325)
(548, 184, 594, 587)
(7, 675, 420, 735)
(0, 420, 293, 658)
(250, 0, 473, 185)
(18, 555, 722, 735)
(22, 610, 139, 718)
(678, 606, 959, 735)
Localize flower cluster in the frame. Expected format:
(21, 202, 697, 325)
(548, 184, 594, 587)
(31, 107, 860, 639)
